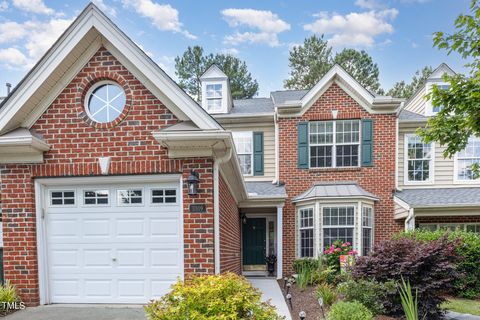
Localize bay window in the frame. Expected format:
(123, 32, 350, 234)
(362, 206, 373, 256)
(322, 206, 355, 249)
(406, 135, 433, 183)
(309, 120, 360, 168)
(298, 208, 314, 258)
(456, 136, 480, 181)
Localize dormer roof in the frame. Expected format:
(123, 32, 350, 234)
(200, 64, 229, 80)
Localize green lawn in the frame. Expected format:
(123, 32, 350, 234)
(442, 298, 480, 316)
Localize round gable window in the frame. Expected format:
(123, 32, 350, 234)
(85, 81, 126, 123)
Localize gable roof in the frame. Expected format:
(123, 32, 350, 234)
(0, 3, 222, 134)
(275, 65, 403, 115)
(200, 64, 228, 80)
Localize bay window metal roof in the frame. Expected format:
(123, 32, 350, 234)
(293, 182, 379, 202)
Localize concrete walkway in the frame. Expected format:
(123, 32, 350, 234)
(248, 278, 292, 320)
(4, 304, 146, 320)
(446, 311, 480, 320)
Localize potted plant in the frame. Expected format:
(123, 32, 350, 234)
(265, 254, 277, 276)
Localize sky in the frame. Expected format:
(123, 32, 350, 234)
(0, 0, 471, 98)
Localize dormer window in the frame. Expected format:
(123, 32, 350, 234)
(206, 84, 223, 112)
(426, 83, 450, 116)
(432, 84, 450, 113)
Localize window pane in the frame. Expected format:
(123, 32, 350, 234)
(299, 208, 314, 258)
(336, 145, 359, 167)
(457, 137, 480, 180)
(118, 189, 143, 205)
(323, 207, 355, 226)
(310, 146, 332, 168)
(466, 224, 480, 234)
(336, 120, 360, 144)
(362, 228, 372, 256)
(323, 228, 354, 250)
(407, 136, 432, 181)
(310, 121, 333, 145)
(51, 191, 75, 206)
(238, 154, 252, 175)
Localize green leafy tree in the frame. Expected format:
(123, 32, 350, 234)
(334, 48, 381, 93)
(418, 0, 480, 161)
(387, 66, 433, 99)
(284, 35, 333, 90)
(175, 46, 258, 101)
(285, 36, 383, 94)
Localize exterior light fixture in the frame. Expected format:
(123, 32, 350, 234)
(186, 170, 200, 195)
(299, 311, 306, 320)
(241, 213, 248, 224)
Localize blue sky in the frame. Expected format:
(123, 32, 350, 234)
(0, 0, 470, 97)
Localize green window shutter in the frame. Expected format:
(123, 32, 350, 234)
(253, 132, 264, 176)
(298, 122, 309, 169)
(361, 119, 374, 166)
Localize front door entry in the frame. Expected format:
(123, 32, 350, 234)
(242, 218, 266, 266)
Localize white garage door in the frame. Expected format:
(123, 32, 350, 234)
(44, 180, 183, 304)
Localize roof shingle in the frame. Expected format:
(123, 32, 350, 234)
(395, 188, 480, 208)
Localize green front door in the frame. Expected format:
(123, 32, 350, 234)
(242, 218, 266, 265)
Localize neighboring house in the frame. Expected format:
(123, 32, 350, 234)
(395, 64, 480, 232)
(0, 3, 477, 308)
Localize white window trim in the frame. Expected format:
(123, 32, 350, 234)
(404, 134, 435, 185)
(81, 189, 110, 207)
(205, 83, 224, 113)
(232, 131, 254, 176)
(361, 205, 374, 256)
(84, 80, 125, 123)
(453, 137, 480, 184)
(48, 189, 76, 207)
(308, 120, 361, 169)
(297, 207, 315, 258)
(425, 82, 449, 116)
(466, 223, 480, 233)
(321, 204, 356, 252)
(116, 188, 145, 206)
(150, 187, 178, 206)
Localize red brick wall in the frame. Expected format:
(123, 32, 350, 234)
(219, 175, 241, 274)
(0, 48, 215, 305)
(278, 83, 403, 275)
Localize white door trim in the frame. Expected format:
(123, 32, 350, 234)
(35, 174, 183, 305)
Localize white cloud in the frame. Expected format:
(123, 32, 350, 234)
(221, 8, 290, 47)
(304, 9, 398, 47)
(221, 48, 239, 56)
(92, 0, 117, 17)
(0, 0, 8, 11)
(0, 48, 28, 68)
(0, 18, 73, 69)
(355, 0, 384, 9)
(122, 0, 196, 39)
(12, 0, 54, 15)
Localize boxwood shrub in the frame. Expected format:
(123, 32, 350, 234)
(396, 229, 480, 299)
(351, 236, 459, 319)
(144, 273, 283, 320)
(327, 301, 373, 320)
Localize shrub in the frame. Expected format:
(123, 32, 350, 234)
(352, 236, 459, 319)
(323, 240, 357, 272)
(328, 301, 373, 320)
(144, 273, 283, 320)
(396, 229, 480, 299)
(337, 279, 396, 315)
(293, 257, 336, 287)
(316, 283, 337, 307)
(0, 282, 22, 316)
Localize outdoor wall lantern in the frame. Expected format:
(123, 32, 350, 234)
(186, 170, 200, 195)
(241, 213, 248, 224)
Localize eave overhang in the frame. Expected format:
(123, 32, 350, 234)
(0, 129, 50, 164)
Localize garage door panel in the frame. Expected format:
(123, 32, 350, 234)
(45, 181, 183, 304)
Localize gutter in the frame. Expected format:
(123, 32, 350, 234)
(213, 147, 233, 274)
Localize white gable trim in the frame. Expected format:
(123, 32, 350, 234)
(0, 4, 221, 133)
(200, 65, 228, 80)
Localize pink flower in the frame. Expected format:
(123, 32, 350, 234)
(348, 250, 358, 256)
(345, 242, 351, 246)
(335, 248, 341, 252)
(341, 243, 348, 247)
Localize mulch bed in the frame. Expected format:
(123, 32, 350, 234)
(276, 279, 397, 320)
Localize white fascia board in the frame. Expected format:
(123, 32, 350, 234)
(0, 134, 50, 151)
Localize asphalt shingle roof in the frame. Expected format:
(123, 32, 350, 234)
(293, 182, 379, 202)
(395, 188, 480, 208)
(231, 98, 274, 115)
(246, 181, 287, 198)
(398, 110, 427, 121)
(271, 90, 308, 105)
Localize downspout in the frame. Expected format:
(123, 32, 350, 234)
(213, 145, 233, 274)
(405, 208, 415, 231)
(274, 108, 280, 183)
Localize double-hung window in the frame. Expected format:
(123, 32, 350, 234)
(205, 84, 222, 112)
(362, 206, 373, 256)
(309, 120, 360, 168)
(299, 208, 314, 257)
(322, 206, 355, 249)
(232, 131, 253, 175)
(406, 135, 432, 182)
(456, 136, 480, 181)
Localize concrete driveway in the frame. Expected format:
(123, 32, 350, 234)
(4, 304, 147, 320)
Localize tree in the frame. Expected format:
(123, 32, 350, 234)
(387, 66, 433, 99)
(175, 46, 258, 101)
(418, 0, 480, 160)
(284, 35, 333, 90)
(284, 36, 383, 94)
(334, 48, 381, 93)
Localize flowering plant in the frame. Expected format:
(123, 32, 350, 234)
(323, 240, 357, 272)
